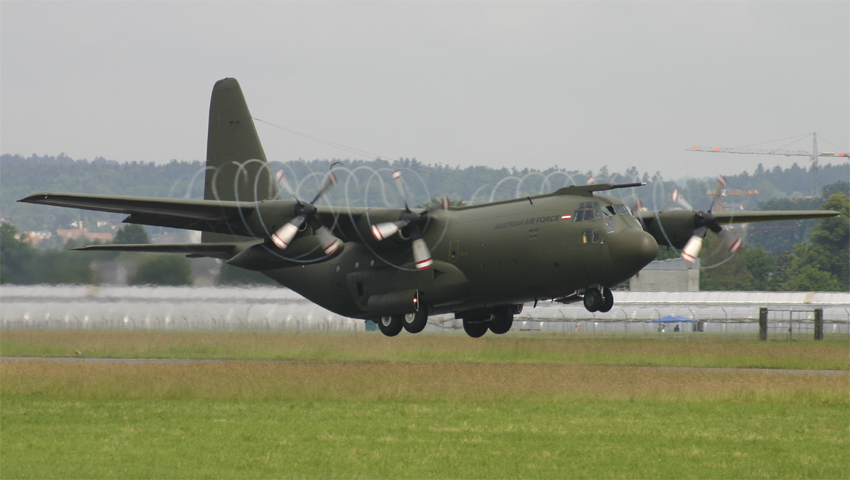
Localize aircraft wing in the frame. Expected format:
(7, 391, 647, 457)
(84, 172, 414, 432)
(712, 210, 839, 224)
(638, 209, 839, 225)
(19, 192, 266, 238)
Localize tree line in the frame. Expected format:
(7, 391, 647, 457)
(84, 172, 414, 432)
(4, 153, 848, 231)
(1, 154, 847, 290)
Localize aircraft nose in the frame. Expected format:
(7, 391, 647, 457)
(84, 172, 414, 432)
(608, 228, 658, 275)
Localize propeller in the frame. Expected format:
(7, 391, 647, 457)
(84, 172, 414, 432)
(271, 169, 342, 255)
(369, 169, 448, 270)
(673, 176, 742, 264)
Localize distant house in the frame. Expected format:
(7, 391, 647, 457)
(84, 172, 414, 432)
(16, 231, 53, 246)
(56, 228, 113, 244)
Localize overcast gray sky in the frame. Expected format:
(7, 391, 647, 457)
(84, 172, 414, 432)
(2, 1, 848, 179)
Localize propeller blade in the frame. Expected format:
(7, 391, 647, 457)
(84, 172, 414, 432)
(314, 224, 342, 255)
(680, 235, 703, 264)
(371, 220, 409, 241)
(430, 196, 450, 212)
(411, 238, 433, 270)
(392, 169, 410, 211)
(708, 175, 727, 211)
(586, 175, 596, 185)
(716, 227, 743, 253)
(671, 188, 693, 210)
(310, 172, 338, 204)
(271, 215, 306, 250)
(274, 169, 298, 201)
(634, 197, 644, 212)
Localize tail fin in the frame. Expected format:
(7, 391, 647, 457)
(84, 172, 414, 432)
(202, 78, 278, 243)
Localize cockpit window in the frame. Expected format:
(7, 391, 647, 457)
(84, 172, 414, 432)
(573, 202, 602, 222)
(614, 205, 633, 216)
(574, 202, 635, 222)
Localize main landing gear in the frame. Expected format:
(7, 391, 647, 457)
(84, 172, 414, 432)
(460, 305, 519, 338)
(583, 286, 613, 313)
(377, 304, 522, 338)
(377, 308, 429, 337)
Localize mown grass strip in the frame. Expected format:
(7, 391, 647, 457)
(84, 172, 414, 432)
(2, 330, 848, 370)
(3, 359, 847, 404)
(2, 397, 847, 479)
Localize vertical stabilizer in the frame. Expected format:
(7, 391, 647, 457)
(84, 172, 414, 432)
(203, 78, 278, 243)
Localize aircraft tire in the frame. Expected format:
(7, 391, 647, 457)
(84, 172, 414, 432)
(489, 308, 513, 334)
(402, 309, 428, 334)
(378, 315, 404, 337)
(599, 288, 614, 313)
(462, 317, 488, 338)
(583, 288, 603, 312)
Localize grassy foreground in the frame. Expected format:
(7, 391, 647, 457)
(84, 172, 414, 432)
(1, 331, 848, 479)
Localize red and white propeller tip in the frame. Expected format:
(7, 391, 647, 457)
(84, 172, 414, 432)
(274, 169, 297, 200)
(680, 236, 703, 264)
(671, 188, 693, 210)
(371, 221, 404, 241)
(412, 238, 433, 270)
(316, 226, 342, 255)
(271, 217, 304, 250)
(717, 227, 743, 253)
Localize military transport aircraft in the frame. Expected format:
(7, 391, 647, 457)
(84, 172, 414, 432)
(19, 78, 838, 337)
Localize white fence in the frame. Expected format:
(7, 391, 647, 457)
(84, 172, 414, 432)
(2, 286, 848, 338)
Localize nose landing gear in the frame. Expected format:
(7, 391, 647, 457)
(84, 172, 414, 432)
(583, 286, 614, 313)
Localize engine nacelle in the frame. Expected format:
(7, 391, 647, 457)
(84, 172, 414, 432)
(641, 210, 698, 249)
(227, 234, 344, 271)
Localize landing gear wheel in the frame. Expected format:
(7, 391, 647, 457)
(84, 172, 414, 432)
(583, 288, 603, 312)
(462, 317, 489, 338)
(489, 308, 513, 335)
(378, 315, 403, 337)
(402, 309, 428, 334)
(599, 288, 614, 313)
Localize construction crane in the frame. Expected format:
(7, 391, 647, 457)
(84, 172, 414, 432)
(688, 132, 847, 197)
(704, 188, 759, 212)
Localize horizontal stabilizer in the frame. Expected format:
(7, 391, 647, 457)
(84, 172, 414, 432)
(19, 192, 252, 219)
(73, 242, 251, 259)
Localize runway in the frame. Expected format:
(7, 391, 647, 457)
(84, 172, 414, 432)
(3, 356, 846, 375)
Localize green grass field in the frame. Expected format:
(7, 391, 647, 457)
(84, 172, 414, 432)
(2, 331, 848, 479)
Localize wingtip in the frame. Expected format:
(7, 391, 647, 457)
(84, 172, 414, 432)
(17, 193, 51, 204)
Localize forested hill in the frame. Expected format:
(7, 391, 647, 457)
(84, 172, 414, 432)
(2, 153, 848, 232)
